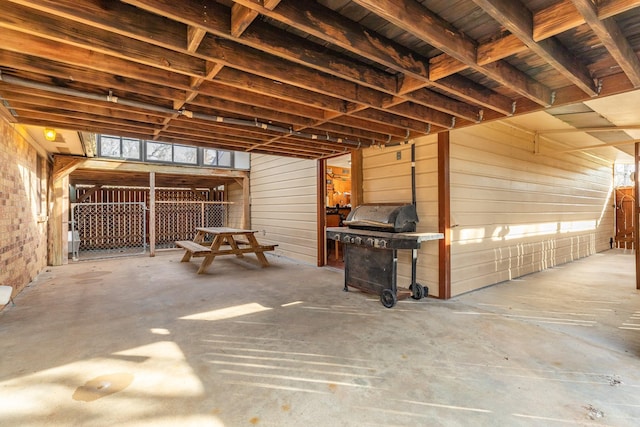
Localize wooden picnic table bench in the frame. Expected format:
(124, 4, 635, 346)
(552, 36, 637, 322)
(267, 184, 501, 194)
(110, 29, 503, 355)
(176, 227, 277, 274)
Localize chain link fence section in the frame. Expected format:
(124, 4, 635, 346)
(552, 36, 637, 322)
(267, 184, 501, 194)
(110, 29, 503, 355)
(71, 202, 147, 260)
(155, 201, 230, 249)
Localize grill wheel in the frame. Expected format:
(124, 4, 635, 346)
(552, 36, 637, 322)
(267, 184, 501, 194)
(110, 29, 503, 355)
(380, 289, 397, 308)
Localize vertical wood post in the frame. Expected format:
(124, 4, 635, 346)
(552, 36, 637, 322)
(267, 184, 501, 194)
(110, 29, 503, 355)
(48, 175, 69, 265)
(149, 172, 156, 257)
(350, 149, 363, 208)
(317, 159, 327, 266)
(635, 143, 639, 289)
(438, 132, 451, 299)
(243, 175, 250, 229)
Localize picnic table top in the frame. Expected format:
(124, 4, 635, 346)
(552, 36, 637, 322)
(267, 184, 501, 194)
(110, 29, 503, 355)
(195, 227, 258, 235)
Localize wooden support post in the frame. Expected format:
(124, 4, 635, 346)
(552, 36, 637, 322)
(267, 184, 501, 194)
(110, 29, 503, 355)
(318, 159, 327, 266)
(438, 132, 452, 299)
(635, 143, 639, 289)
(48, 175, 69, 266)
(242, 175, 250, 229)
(149, 172, 156, 257)
(350, 149, 363, 208)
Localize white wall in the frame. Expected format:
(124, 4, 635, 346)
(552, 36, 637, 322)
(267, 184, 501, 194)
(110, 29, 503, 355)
(250, 154, 318, 265)
(362, 136, 441, 296)
(450, 122, 614, 295)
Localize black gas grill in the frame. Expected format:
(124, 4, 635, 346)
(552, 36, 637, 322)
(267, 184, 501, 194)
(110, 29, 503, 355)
(327, 203, 443, 308)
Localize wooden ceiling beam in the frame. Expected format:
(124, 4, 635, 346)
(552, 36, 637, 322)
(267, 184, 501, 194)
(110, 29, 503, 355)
(430, 76, 515, 116)
(13, 109, 162, 133)
(23, 0, 488, 127)
(185, 97, 316, 130)
(231, 0, 281, 37)
(227, 0, 428, 78)
(226, 0, 511, 118)
(324, 116, 425, 139)
(0, 29, 194, 92)
(534, 0, 640, 41)
(436, 0, 640, 79)
(570, 0, 640, 88)
(1, 2, 391, 113)
(196, 81, 327, 121)
(0, 50, 188, 101)
(7, 0, 188, 47)
(5, 98, 167, 126)
(351, 109, 433, 135)
(187, 26, 207, 53)
(471, 0, 598, 97)
(214, 68, 347, 113)
(352, 0, 553, 106)
(235, 18, 399, 94)
(196, 36, 391, 109)
(0, 85, 172, 120)
(0, 3, 206, 77)
(402, 89, 482, 123)
(15, 115, 161, 139)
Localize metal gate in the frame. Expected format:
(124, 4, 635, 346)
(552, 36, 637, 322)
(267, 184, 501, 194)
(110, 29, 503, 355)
(155, 201, 229, 248)
(70, 202, 147, 260)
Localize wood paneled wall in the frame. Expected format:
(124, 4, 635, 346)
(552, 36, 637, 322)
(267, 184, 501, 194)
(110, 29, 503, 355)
(226, 181, 245, 229)
(362, 136, 441, 297)
(250, 154, 318, 265)
(450, 122, 614, 295)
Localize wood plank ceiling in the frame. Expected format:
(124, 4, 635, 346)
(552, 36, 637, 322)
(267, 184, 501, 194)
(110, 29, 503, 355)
(1, 0, 640, 159)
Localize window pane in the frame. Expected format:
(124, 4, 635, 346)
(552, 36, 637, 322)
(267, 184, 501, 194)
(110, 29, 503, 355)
(217, 151, 231, 167)
(203, 148, 218, 166)
(100, 136, 121, 157)
(122, 138, 140, 159)
(174, 145, 198, 164)
(146, 142, 172, 162)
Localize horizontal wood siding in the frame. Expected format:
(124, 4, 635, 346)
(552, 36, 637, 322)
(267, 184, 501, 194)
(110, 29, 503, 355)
(227, 181, 244, 229)
(362, 136, 441, 296)
(450, 122, 614, 296)
(250, 154, 318, 265)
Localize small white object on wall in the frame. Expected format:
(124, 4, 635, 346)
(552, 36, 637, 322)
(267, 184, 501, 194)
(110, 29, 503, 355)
(0, 286, 13, 306)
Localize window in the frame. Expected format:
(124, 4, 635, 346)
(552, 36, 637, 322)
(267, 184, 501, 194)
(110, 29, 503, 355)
(204, 148, 232, 167)
(98, 135, 142, 160)
(96, 134, 248, 169)
(146, 142, 197, 164)
(614, 163, 635, 187)
(146, 141, 172, 162)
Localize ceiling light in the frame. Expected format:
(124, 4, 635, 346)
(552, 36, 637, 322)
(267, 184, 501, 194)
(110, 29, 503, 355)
(44, 128, 57, 141)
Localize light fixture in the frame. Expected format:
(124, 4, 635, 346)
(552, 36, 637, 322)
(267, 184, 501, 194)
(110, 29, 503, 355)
(44, 128, 57, 141)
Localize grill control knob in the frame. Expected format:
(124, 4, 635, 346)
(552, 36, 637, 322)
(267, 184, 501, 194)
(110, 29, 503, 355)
(343, 235, 351, 243)
(378, 240, 387, 248)
(332, 233, 341, 241)
(365, 238, 374, 247)
(354, 237, 362, 245)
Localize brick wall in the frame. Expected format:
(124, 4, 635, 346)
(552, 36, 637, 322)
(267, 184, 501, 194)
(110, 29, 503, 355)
(0, 118, 49, 304)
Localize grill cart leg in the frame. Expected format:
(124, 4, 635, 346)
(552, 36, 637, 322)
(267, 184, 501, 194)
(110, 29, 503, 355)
(409, 248, 428, 300)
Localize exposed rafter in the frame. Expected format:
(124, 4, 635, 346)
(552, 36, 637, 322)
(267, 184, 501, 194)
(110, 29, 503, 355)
(0, 0, 639, 159)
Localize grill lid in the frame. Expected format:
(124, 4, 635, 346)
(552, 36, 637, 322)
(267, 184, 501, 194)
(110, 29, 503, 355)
(343, 203, 418, 232)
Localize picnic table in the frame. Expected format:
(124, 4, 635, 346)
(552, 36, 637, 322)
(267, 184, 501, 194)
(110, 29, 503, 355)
(176, 227, 277, 274)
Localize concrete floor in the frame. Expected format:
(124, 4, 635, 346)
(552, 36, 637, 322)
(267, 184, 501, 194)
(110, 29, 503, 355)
(1, 249, 639, 426)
